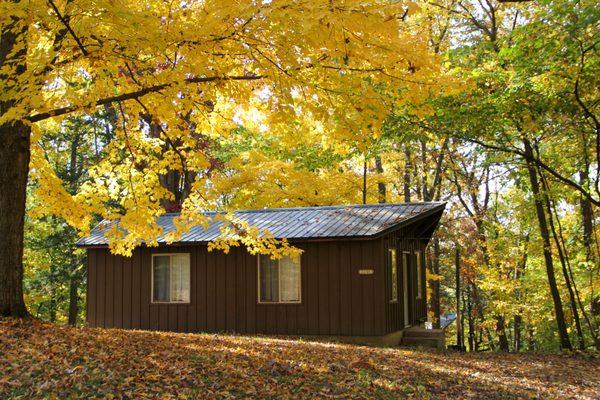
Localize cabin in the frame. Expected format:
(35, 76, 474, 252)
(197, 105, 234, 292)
(77, 202, 446, 346)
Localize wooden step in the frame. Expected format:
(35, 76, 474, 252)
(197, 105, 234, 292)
(403, 329, 445, 339)
(400, 336, 445, 349)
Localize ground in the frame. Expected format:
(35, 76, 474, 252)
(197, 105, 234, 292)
(1, 318, 598, 399)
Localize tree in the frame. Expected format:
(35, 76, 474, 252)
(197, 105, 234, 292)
(23, 114, 111, 324)
(406, 0, 599, 351)
(1, 0, 445, 316)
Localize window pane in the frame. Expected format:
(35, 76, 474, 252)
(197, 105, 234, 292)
(153, 256, 170, 302)
(171, 254, 190, 302)
(389, 249, 397, 302)
(259, 256, 279, 302)
(280, 255, 300, 302)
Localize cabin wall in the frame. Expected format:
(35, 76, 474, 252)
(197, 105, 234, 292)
(86, 239, 387, 336)
(382, 226, 428, 334)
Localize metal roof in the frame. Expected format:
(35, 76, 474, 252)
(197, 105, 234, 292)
(76, 202, 446, 247)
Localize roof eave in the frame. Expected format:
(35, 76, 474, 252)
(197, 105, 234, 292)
(370, 202, 446, 240)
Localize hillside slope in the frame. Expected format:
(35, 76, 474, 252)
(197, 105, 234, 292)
(1, 318, 598, 399)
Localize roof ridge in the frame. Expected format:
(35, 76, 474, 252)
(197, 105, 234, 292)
(160, 202, 446, 216)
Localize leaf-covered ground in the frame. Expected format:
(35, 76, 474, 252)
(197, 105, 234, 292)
(1, 318, 598, 399)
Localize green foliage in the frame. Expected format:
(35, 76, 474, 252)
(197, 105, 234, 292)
(24, 114, 111, 324)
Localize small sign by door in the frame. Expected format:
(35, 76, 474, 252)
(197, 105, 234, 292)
(358, 269, 374, 275)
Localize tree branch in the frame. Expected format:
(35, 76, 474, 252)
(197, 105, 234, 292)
(27, 74, 264, 122)
(47, 0, 88, 56)
(462, 135, 600, 207)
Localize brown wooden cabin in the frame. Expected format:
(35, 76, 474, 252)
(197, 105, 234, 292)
(77, 202, 445, 345)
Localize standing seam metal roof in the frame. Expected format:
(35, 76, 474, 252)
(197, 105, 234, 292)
(76, 202, 446, 247)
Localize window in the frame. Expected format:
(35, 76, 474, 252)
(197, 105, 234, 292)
(258, 254, 301, 303)
(152, 254, 190, 303)
(415, 251, 423, 299)
(389, 249, 398, 303)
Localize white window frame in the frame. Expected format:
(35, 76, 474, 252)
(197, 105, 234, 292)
(151, 253, 191, 304)
(257, 255, 302, 304)
(403, 251, 411, 328)
(415, 250, 423, 299)
(389, 248, 398, 303)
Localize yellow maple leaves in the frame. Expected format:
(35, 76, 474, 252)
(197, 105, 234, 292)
(10, 0, 455, 255)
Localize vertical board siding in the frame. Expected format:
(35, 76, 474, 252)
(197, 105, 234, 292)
(235, 249, 246, 333)
(328, 241, 340, 335)
(306, 243, 319, 335)
(140, 249, 151, 330)
(215, 251, 226, 332)
(114, 256, 123, 328)
(131, 250, 141, 329)
(296, 249, 309, 333)
(317, 244, 330, 335)
(245, 250, 256, 334)
(122, 255, 132, 329)
(361, 241, 374, 336)
(87, 249, 96, 327)
(374, 240, 385, 333)
(96, 250, 105, 327)
(105, 253, 114, 328)
(206, 249, 216, 332)
(193, 247, 204, 331)
(225, 250, 236, 332)
(339, 242, 352, 334)
(86, 239, 386, 336)
(350, 244, 363, 336)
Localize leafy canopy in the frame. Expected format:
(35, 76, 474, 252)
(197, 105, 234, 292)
(3, 0, 452, 254)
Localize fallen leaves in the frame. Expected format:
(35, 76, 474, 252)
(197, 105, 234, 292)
(1, 318, 599, 399)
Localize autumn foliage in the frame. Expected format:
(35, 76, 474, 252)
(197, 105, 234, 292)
(1, 318, 599, 399)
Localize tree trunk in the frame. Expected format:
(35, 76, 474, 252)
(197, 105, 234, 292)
(403, 146, 411, 202)
(374, 156, 386, 204)
(579, 170, 595, 264)
(430, 237, 441, 328)
(579, 170, 599, 324)
(540, 173, 586, 350)
(466, 283, 474, 352)
(544, 171, 600, 349)
(527, 325, 536, 351)
(495, 315, 510, 351)
(1, 1, 30, 318)
(49, 264, 57, 323)
(456, 246, 464, 349)
(514, 235, 528, 352)
(523, 138, 572, 350)
(0, 121, 31, 318)
(68, 274, 79, 326)
(362, 156, 367, 205)
(514, 314, 522, 352)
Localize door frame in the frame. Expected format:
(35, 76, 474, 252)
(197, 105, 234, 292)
(402, 251, 412, 328)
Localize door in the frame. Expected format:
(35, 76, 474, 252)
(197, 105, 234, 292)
(402, 252, 411, 328)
